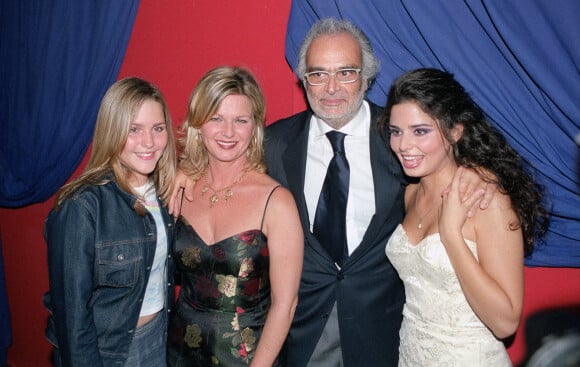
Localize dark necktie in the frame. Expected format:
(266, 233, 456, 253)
(313, 131, 350, 267)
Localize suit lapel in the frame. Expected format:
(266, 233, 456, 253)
(281, 114, 311, 231)
(279, 112, 342, 266)
(364, 120, 396, 241)
(347, 105, 403, 264)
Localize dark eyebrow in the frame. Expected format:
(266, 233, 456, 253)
(306, 65, 360, 72)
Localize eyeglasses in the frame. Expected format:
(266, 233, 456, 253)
(303, 68, 362, 86)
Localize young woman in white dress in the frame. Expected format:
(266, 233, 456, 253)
(382, 68, 549, 366)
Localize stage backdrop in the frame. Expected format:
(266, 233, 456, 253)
(0, 1, 578, 366)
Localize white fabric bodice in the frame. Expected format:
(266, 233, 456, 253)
(386, 224, 512, 366)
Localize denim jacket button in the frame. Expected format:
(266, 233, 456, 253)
(117, 254, 124, 261)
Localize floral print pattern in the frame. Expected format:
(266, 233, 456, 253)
(168, 218, 279, 366)
(239, 258, 254, 279)
(184, 324, 202, 348)
(181, 247, 201, 268)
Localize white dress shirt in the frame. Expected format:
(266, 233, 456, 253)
(304, 101, 375, 255)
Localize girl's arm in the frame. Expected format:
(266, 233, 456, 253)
(45, 198, 104, 367)
(251, 187, 303, 367)
(439, 167, 524, 339)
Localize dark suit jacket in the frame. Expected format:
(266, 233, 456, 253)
(265, 102, 406, 367)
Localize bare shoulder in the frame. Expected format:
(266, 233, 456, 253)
(474, 190, 519, 233)
(482, 190, 514, 215)
(261, 181, 302, 250)
(248, 173, 294, 207)
(266, 184, 296, 211)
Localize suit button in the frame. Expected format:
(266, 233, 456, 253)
(322, 313, 329, 319)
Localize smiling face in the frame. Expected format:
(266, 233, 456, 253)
(304, 33, 367, 129)
(389, 102, 461, 179)
(119, 99, 168, 187)
(199, 94, 255, 166)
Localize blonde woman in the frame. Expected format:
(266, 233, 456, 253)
(44, 77, 176, 367)
(167, 66, 303, 367)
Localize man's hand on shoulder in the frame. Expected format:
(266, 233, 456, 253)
(168, 169, 196, 216)
(451, 166, 498, 217)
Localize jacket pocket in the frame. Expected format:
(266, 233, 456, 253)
(96, 241, 143, 287)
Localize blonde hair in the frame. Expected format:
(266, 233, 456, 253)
(179, 66, 266, 179)
(54, 77, 176, 212)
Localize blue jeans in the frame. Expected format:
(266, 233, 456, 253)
(124, 310, 167, 366)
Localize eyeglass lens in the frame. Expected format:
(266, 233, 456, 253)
(305, 69, 360, 85)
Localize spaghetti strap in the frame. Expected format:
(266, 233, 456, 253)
(259, 185, 281, 232)
(177, 188, 185, 217)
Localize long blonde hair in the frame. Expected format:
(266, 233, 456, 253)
(54, 77, 176, 211)
(179, 66, 266, 179)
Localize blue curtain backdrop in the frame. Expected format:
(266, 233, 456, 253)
(0, 1, 140, 208)
(0, 1, 139, 350)
(285, 0, 580, 267)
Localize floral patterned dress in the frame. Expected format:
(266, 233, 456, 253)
(168, 187, 282, 367)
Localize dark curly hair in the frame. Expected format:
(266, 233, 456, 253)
(380, 68, 549, 255)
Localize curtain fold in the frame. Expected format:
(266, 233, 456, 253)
(0, 0, 140, 207)
(285, 0, 580, 267)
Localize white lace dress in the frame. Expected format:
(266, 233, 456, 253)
(386, 224, 512, 366)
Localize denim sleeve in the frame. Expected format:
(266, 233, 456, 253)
(45, 195, 104, 367)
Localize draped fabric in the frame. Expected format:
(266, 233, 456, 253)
(0, 1, 140, 207)
(285, 0, 580, 267)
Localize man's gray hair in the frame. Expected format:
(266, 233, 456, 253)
(296, 17, 379, 87)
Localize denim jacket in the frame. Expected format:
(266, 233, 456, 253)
(43, 175, 175, 367)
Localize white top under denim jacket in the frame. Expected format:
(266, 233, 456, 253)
(134, 182, 167, 317)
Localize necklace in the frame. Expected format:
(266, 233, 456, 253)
(414, 185, 441, 229)
(201, 169, 247, 208)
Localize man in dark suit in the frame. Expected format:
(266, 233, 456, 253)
(265, 18, 406, 366)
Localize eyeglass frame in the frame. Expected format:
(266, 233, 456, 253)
(303, 68, 362, 86)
